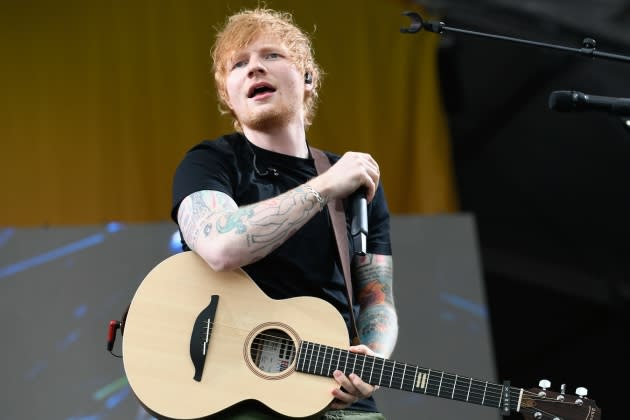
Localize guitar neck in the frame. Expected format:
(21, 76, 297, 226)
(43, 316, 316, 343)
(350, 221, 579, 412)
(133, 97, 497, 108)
(296, 341, 520, 412)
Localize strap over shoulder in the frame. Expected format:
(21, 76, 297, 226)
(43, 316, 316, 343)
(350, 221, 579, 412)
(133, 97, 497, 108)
(309, 147, 361, 345)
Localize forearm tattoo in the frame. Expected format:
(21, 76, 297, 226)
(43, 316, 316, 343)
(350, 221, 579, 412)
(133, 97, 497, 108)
(354, 254, 398, 357)
(178, 186, 322, 261)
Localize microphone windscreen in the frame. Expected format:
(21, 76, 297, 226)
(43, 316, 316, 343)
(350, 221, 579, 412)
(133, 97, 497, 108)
(548, 90, 575, 112)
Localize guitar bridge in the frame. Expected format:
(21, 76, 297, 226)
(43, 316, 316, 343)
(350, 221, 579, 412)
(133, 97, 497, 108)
(190, 295, 219, 382)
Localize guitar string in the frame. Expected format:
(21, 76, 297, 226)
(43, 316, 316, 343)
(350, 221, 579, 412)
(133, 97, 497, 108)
(299, 346, 510, 404)
(205, 324, 517, 402)
(202, 322, 571, 405)
(296, 347, 579, 407)
(203, 324, 509, 402)
(248, 333, 510, 402)
(226, 331, 561, 405)
(235, 332, 580, 408)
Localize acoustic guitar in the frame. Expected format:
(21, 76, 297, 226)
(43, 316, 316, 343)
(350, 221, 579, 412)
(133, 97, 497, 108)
(122, 251, 601, 419)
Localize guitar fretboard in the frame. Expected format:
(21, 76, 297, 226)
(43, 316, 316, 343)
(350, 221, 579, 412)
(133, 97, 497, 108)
(296, 341, 519, 411)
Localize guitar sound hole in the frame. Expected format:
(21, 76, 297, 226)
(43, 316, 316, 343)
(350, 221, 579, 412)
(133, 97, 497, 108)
(250, 328, 296, 374)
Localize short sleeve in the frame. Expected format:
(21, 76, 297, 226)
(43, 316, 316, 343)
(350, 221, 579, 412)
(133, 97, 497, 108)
(170, 139, 237, 223)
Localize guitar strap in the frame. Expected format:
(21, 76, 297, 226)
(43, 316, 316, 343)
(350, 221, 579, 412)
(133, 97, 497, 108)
(310, 147, 361, 346)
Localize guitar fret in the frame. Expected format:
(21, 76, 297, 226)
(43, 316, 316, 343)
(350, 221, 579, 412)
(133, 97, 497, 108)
(468, 379, 485, 405)
(466, 377, 472, 401)
(437, 371, 444, 397)
(362, 355, 367, 378)
(369, 356, 375, 383)
(425, 369, 431, 394)
(453, 375, 470, 402)
(334, 348, 340, 373)
(328, 345, 334, 376)
(301, 342, 309, 372)
(401, 364, 407, 390)
(378, 358, 385, 387)
(451, 375, 458, 399)
(297, 342, 302, 371)
(343, 349, 349, 374)
(323, 344, 328, 374)
(327, 346, 334, 376)
(311, 344, 322, 373)
(411, 366, 418, 391)
(309, 342, 314, 371)
(395, 361, 402, 388)
(389, 361, 395, 387)
(481, 381, 488, 405)
(321, 344, 327, 375)
(297, 342, 304, 371)
(320, 346, 327, 376)
(307, 342, 314, 373)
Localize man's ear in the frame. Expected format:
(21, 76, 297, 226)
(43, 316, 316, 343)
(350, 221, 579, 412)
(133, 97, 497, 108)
(304, 72, 314, 94)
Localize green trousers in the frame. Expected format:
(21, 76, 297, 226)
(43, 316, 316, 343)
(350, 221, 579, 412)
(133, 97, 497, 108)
(218, 399, 386, 419)
(229, 409, 386, 420)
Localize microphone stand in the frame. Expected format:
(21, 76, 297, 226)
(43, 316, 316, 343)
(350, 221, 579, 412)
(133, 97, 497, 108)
(401, 11, 630, 125)
(400, 11, 630, 65)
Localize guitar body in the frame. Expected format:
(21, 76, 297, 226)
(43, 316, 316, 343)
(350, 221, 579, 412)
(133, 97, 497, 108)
(123, 251, 349, 419)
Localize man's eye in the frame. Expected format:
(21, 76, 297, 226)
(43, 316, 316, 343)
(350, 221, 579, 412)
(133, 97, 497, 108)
(232, 60, 247, 69)
(266, 53, 280, 59)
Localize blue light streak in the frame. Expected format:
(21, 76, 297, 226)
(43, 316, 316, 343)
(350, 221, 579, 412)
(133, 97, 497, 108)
(0, 228, 14, 247)
(0, 233, 105, 280)
(440, 292, 488, 319)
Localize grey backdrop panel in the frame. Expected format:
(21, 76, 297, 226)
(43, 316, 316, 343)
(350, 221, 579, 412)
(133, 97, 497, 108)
(0, 215, 500, 420)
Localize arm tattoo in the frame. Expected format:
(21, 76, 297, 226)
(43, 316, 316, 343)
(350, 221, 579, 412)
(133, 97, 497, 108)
(178, 191, 234, 250)
(216, 208, 254, 234)
(354, 254, 398, 357)
(177, 186, 322, 263)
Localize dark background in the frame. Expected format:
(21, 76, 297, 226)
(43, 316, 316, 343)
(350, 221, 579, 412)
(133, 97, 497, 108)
(422, 1, 630, 418)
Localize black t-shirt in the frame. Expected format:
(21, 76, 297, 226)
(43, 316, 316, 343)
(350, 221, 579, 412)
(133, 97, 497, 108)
(171, 132, 392, 412)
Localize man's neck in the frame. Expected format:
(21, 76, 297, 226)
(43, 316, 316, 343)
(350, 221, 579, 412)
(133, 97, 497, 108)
(242, 120, 309, 159)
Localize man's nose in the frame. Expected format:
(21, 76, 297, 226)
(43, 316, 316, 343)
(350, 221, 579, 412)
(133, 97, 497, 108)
(247, 56, 267, 77)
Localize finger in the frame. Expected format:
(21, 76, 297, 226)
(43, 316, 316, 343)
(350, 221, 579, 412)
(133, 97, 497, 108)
(333, 370, 358, 396)
(330, 385, 359, 410)
(334, 365, 374, 400)
(349, 344, 374, 356)
(364, 153, 379, 174)
(358, 161, 379, 203)
(331, 387, 359, 405)
(348, 373, 376, 399)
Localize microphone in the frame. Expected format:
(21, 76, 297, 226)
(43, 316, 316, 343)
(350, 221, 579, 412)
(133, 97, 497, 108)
(350, 188, 367, 256)
(549, 90, 630, 117)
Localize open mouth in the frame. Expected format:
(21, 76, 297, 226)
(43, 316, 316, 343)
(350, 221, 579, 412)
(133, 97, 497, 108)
(248, 83, 276, 99)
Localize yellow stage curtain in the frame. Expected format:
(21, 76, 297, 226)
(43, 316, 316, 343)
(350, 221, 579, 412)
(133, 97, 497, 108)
(0, 0, 457, 226)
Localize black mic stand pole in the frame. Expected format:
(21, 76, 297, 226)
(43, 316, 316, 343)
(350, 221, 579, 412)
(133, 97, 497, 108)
(400, 11, 630, 65)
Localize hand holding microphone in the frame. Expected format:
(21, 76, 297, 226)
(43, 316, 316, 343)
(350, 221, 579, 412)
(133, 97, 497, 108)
(308, 151, 379, 256)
